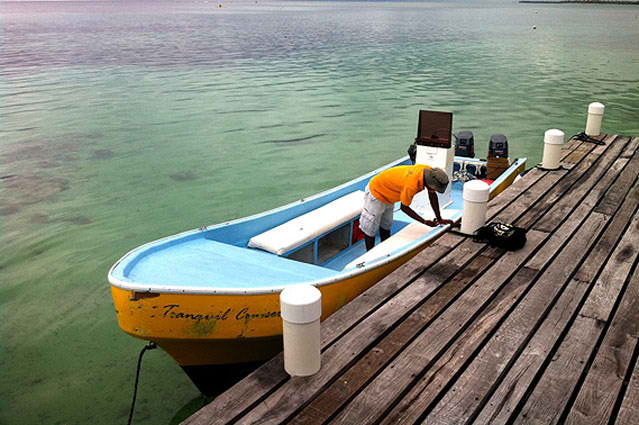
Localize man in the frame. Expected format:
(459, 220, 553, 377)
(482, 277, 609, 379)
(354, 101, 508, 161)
(360, 165, 454, 251)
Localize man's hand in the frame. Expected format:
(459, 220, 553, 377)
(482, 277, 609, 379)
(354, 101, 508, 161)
(437, 218, 454, 226)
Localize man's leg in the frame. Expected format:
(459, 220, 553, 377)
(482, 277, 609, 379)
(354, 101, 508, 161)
(364, 234, 376, 251)
(378, 203, 394, 243)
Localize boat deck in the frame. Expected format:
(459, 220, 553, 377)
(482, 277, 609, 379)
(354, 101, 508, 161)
(183, 133, 639, 425)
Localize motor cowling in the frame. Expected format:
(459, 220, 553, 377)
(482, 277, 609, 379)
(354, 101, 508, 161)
(454, 131, 475, 158)
(489, 134, 508, 158)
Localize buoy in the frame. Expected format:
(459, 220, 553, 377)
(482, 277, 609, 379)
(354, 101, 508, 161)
(280, 284, 322, 376)
(533, 25, 537, 30)
(585, 102, 605, 137)
(542, 129, 565, 170)
(461, 180, 490, 235)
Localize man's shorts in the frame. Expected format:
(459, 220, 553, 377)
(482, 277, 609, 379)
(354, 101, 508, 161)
(359, 184, 394, 237)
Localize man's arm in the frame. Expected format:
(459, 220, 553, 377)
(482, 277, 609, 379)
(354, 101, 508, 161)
(427, 190, 454, 226)
(400, 203, 438, 227)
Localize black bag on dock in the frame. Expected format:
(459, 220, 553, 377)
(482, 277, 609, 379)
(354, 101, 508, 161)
(473, 222, 527, 251)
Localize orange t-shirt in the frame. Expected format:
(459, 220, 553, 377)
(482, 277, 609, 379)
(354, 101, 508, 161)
(369, 164, 431, 205)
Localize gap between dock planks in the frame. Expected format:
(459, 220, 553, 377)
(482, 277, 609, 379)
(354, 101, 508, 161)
(182, 134, 636, 425)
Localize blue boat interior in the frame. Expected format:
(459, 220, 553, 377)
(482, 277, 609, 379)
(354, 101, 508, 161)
(111, 157, 524, 291)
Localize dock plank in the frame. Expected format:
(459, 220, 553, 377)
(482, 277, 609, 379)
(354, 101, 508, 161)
(378, 266, 540, 425)
(233, 243, 487, 424)
(617, 351, 639, 425)
(595, 137, 639, 216)
(518, 134, 624, 230)
(471, 165, 639, 424)
(562, 136, 599, 166)
(385, 150, 633, 424)
(424, 212, 608, 425)
(328, 233, 545, 425)
(513, 214, 639, 425)
(289, 254, 495, 425)
(533, 136, 631, 232)
(565, 228, 639, 425)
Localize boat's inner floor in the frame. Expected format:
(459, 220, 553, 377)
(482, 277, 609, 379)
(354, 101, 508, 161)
(321, 190, 463, 271)
(122, 179, 468, 290)
(321, 209, 411, 271)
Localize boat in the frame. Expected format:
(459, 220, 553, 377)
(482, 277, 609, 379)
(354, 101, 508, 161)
(108, 158, 525, 393)
(108, 111, 526, 393)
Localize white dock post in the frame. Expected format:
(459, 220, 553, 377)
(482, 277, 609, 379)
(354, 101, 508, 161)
(542, 129, 565, 170)
(585, 102, 605, 137)
(460, 180, 490, 235)
(280, 284, 322, 376)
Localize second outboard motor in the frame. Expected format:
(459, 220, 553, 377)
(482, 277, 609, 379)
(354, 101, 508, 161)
(454, 131, 475, 158)
(489, 134, 508, 158)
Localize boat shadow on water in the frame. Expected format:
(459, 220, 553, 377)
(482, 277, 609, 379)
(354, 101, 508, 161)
(169, 361, 266, 424)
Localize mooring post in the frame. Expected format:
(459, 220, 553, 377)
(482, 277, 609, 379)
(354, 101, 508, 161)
(542, 129, 565, 170)
(585, 102, 605, 137)
(461, 180, 490, 235)
(280, 284, 322, 376)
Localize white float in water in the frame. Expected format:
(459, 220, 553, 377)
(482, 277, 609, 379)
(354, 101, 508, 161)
(280, 284, 322, 376)
(585, 102, 605, 137)
(461, 180, 490, 235)
(542, 129, 565, 170)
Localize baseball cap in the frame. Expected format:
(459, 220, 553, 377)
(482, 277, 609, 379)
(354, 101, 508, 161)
(424, 167, 449, 193)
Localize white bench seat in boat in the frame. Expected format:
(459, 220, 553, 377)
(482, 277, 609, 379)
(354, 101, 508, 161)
(344, 208, 460, 269)
(248, 190, 365, 256)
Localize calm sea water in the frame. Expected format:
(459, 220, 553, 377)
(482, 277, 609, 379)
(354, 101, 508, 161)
(1, 1, 638, 423)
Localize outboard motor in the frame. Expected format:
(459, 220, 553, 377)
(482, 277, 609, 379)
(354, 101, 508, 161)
(489, 134, 508, 158)
(454, 131, 475, 158)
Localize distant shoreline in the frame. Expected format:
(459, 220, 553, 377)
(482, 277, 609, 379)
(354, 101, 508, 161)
(520, 1, 639, 3)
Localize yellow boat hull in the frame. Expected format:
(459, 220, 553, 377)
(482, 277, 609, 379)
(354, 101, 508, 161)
(111, 248, 421, 366)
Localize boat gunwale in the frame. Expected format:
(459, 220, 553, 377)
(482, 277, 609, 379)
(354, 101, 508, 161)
(107, 157, 526, 296)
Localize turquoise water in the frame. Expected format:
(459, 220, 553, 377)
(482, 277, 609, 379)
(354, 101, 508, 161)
(1, 1, 638, 424)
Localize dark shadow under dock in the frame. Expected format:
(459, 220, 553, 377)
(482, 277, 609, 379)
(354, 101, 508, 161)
(183, 133, 639, 425)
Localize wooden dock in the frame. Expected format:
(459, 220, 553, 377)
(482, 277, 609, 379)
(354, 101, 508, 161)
(184, 133, 639, 425)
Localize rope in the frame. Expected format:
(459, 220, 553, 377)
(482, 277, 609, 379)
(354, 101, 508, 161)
(127, 342, 157, 425)
(572, 131, 606, 145)
(535, 164, 571, 172)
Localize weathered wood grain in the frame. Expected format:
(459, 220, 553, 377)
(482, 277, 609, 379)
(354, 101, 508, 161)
(289, 255, 495, 425)
(383, 140, 629, 423)
(562, 136, 599, 165)
(532, 136, 631, 232)
(378, 266, 540, 425)
(231, 241, 490, 424)
(616, 348, 639, 425)
(519, 134, 624, 230)
(327, 231, 545, 425)
(394, 157, 633, 424)
(425, 212, 608, 425)
(565, 230, 639, 425)
(574, 176, 639, 283)
(513, 212, 639, 425)
(526, 155, 631, 270)
(595, 137, 639, 216)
